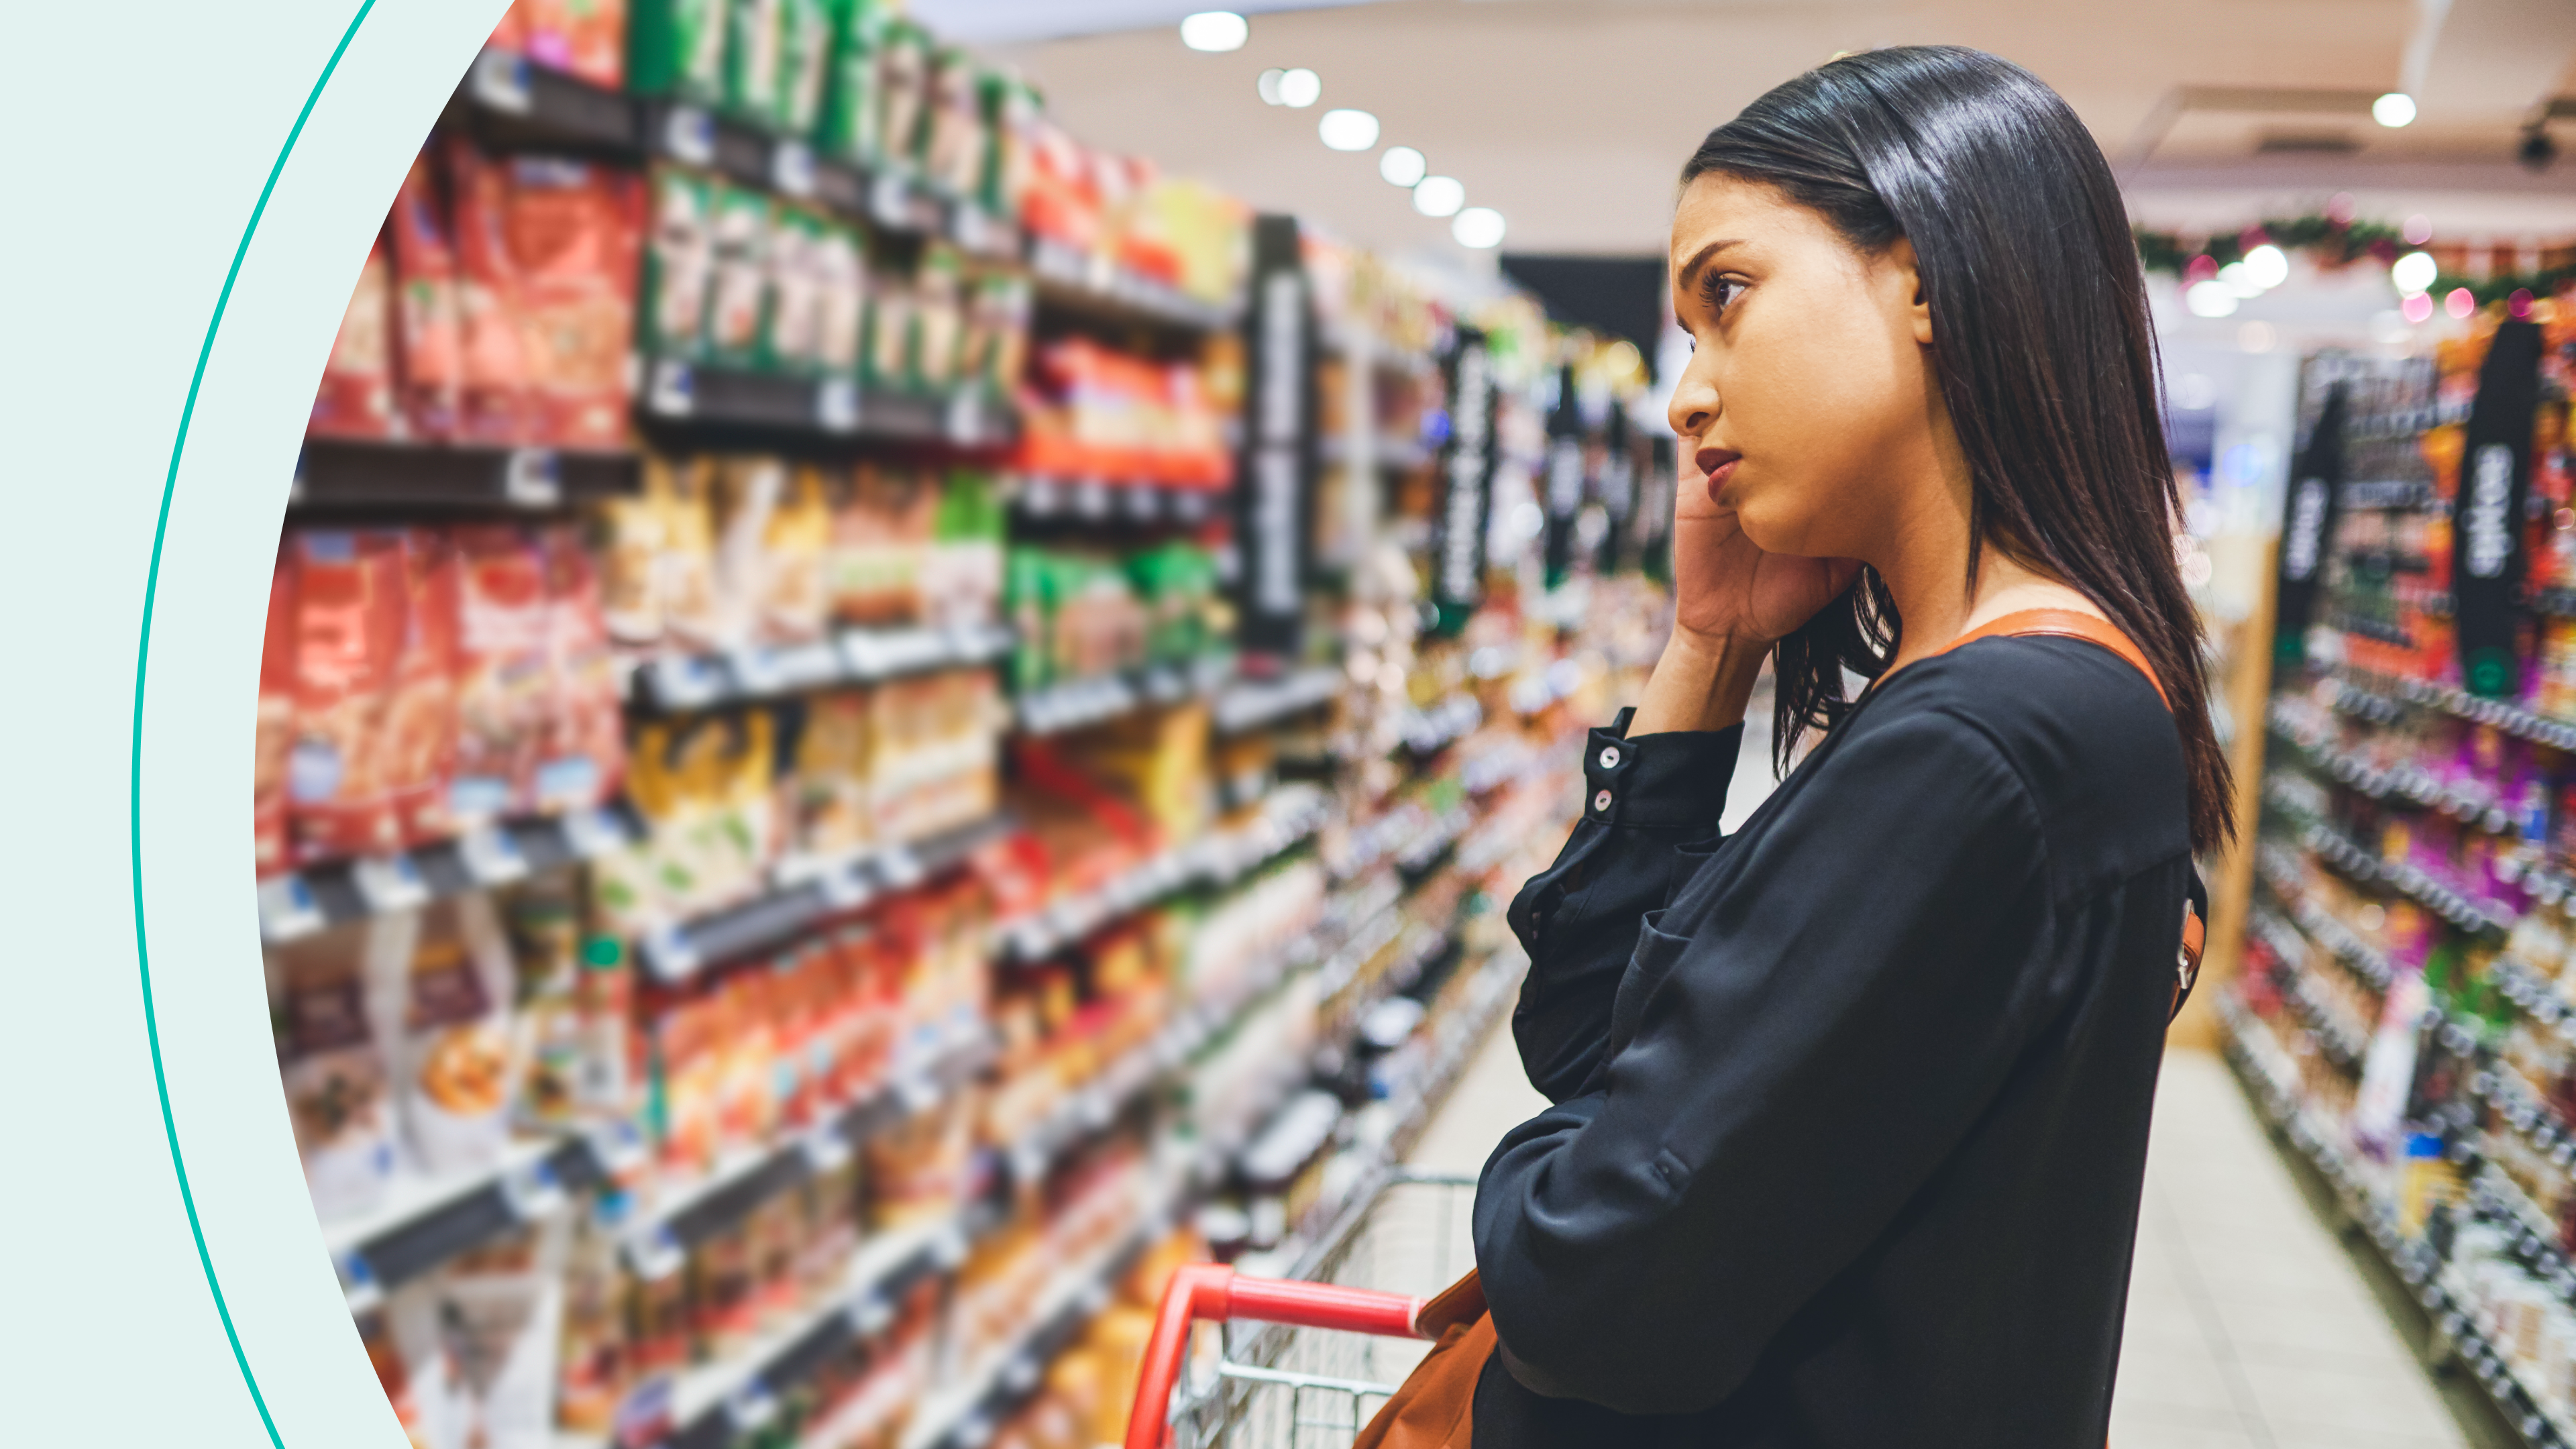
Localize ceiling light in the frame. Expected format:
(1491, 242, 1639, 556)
(2372, 92, 2416, 127)
(2184, 280, 2238, 317)
(2242, 244, 2289, 289)
(1179, 11, 1248, 52)
(2218, 262, 2263, 299)
(1379, 146, 1426, 186)
(1452, 207, 1506, 248)
(1413, 175, 1465, 217)
(2390, 250, 2437, 296)
(1319, 109, 1379, 151)
(1277, 67, 1322, 108)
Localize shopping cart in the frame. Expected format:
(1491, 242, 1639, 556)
(1124, 1167, 1479, 1449)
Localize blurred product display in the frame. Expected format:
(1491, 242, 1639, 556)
(258, 6, 1678, 1449)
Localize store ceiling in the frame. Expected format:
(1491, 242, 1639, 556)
(914, 0, 2576, 263)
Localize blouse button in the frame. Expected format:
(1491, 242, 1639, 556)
(1594, 789, 1613, 813)
(1598, 746, 1621, 769)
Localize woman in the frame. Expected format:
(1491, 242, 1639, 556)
(1470, 47, 2224, 1445)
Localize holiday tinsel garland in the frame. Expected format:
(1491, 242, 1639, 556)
(2133, 211, 2576, 309)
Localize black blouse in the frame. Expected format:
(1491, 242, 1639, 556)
(1472, 635, 2194, 1447)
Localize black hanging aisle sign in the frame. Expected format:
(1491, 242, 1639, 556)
(1541, 363, 1585, 586)
(2273, 380, 2349, 663)
(2453, 319, 2543, 699)
(1430, 327, 1497, 634)
(1234, 214, 1316, 667)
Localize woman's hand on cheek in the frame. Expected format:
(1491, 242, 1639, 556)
(1670, 468, 1863, 647)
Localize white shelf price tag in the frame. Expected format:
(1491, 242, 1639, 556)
(562, 806, 628, 859)
(662, 105, 716, 167)
(647, 356, 695, 417)
(256, 873, 325, 942)
(457, 826, 530, 885)
(816, 375, 859, 432)
(468, 48, 533, 113)
(945, 390, 983, 444)
(352, 854, 431, 914)
(501, 447, 561, 508)
(876, 842, 924, 890)
(771, 139, 816, 198)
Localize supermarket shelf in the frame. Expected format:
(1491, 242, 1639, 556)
(2269, 710, 2514, 835)
(1397, 695, 1485, 757)
(2470, 1170, 2576, 1318)
(637, 356, 1016, 450)
(1028, 236, 1240, 333)
(325, 1133, 602, 1306)
(2340, 479, 2439, 511)
(2220, 1001, 2576, 1449)
(994, 785, 1328, 964)
(2472, 1064, 2576, 1173)
(1014, 655, 1236, 736)
(637, 814, 1016, 983)
(256, 805, 639, 944)
(2251, 859, 2400, 997)
(1212, 666, 1345, 737)
(2493, 957, 2576, 1046)
(1318, 432, 1435, 472)
(1011, 474, 1227, 526)
(627, 621, 1015, 713)
(2330, 667, 2576, 755)
(2300, 820, 2513, 937)
(290, 439, 640, 513)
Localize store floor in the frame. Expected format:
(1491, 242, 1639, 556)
(1403, 1027, 2473, 1446)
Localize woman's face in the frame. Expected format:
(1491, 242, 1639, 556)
(1665, 174, 1946, 562)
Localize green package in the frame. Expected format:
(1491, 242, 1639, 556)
(761, 206, 827, 372)
(639, 166, 716, 358)
(629, 0, 726, 103)
(1006, 547, 1051, 690)
(862, 267, 914, 389)
(777, 0, 835, 138)
(706, 185, 775, 368)
(934, 470, 1005, 544)
(877, 18, 931, 170)
(812, 219, 867, 380)
(817, 0, 886, 162)
(976, 70, 1038, 217)
(724, 0, 787, 129)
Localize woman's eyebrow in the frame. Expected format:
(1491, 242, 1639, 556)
(1676, 237, 1747, 293)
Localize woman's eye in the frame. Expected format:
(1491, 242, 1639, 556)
(1702, 276, 1746, 313)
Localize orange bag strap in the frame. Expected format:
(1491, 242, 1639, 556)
(1909, 608, 2202, 1021)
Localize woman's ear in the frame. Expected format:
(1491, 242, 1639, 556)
(1890, 237, 1933, 346)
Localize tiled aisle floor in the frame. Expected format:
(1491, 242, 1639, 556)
(1404, 1028, 2480, 1447)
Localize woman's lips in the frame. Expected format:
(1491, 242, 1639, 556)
(1702, 453, 1741, 495)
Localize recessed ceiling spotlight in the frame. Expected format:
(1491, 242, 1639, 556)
(1179, 11, 1248, 52)
(1413, 176, 1466, 217)
(1452, 207, 1507, 249)
(1320, 109, 1380, 151)
(1379, 146, 1427, 186)
(1275, 67, 1322, 108)
(2372, 92, 2416, 127)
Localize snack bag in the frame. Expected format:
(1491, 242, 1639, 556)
(627, 0, 723, 102)
(311, 234, 398, 439)
(763, 206, 826, 371)
(394, 1229, 568, 1449)
(826, 462, 932, 624)
(386, 529, 464, 846)
(287, 530, 409, 861)
(502, 869, 586, 1128)
(923, 470, 1005, 629)
(814, 220, 867, 379)
(446, 140, 533, 444)
(505, 156, 643, 449)
(270, 926, 397, 1219)
(789, 688, 873, 858)
(818, 0, 887, 162)
(710, 455, 786, 649)
(537, 525, 627, 812)
(373, 894, 519, 1175)
(256, 551, 300, 877)
(706, 186, 774, 367)
(451, 527, 552, 826)
(517, 0, 627, 89)
(862, 266, 914, 388)
(639, 167, 716, 360)
(777, 0, 833, 136)
(912, 245, 963, 388)
(724, 0, 788, 129)
(924, 48, 983, 197)
(762, 465, 833, 641)
(389, 154, 464, 441)
(877, 19, 931, 170)
(655, 454, 724, 649)
(596, 469, 669, 647)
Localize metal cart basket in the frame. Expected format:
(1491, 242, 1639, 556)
(1124, 1168, 1479, 1449)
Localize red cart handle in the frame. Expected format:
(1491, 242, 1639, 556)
(1123, 1263, 1430, 1449)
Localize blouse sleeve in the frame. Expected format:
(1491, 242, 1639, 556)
(1505, 710, 1743, 1103)
(1475, 708, 2053, 1414)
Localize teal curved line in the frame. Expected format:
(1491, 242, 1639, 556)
(131, 3, 379, 1445)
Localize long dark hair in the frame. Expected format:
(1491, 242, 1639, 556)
(1683, 46, 2233, 853)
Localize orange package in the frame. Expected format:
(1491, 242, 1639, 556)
(286, 531, 409, 861)
(446, 140, 533, 445)
(503, 156, 643, 449)
(255, 551, 300, 877)
(515, 0, 627, 90)
(536, 525, 627, 813)
(386, 530, 463, 846)
(309, 233, 396, 440)
(388, 154, 462, 441)
(450, 527, 552, 826)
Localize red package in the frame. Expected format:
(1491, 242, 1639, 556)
(504, 158, 642, 449)
(518, 0, 626, 89)
(388, 154, 462, 440)
(286, 531, 409, 861)
(535, 525, 627, 813)
(445, 141, 531, 445)
(449, 527, 551, 825)
(255, 551, 300, 877)
(310, 234, 396, 440)
(385, 532, 462, 845)
(486, 0, 526, 51)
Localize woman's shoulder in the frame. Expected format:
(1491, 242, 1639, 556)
(1851, 634, 2191, 885)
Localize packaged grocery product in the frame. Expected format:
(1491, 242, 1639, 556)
(877, 19, 930, 170)
(653, 453, 724, 649)
(287, 530, 410, 861)
(639, 168, 716, 360)
(374, 894, 519, 1174)
(924, 48, 984, 197)
(724, 0, 787, 129)
(502, 869, 587, 1128)
(922, 470, 1004, 629)
(390, 154, 464, 441)
(710, 455, 786, 648)
(446, 140, 533, 443)
(977, 72, 1040, 221)
(386, 529, 463, 845)
(763, 465, 833, 639)
(913, 245, 963, 387)
(311, 234, 397, 439)
(595, 475, 669, 647)
(826, 462, 934, 624)
(863, 265, 914, 386)
(817, 0, 887, 163)
(706, 186, 774, 366)
(537, 526, 626, 812)
(627, 0, 724, 102)
(393, 1228, 568, 1449)
(777, 0, 834, 136)
(451, 527, 552, 825)
(763, 206, 826, 371)
(514, 0, 626, 89)
(269, 926, 396, 1219)
(360, 1307, 433, 1448)
(814, 220, 867, 378)
(551, 1191, 632, 1437)
(502, 156, 643, 449)
(256, 552, 299, 877)
(863, 1093, 975, 1228)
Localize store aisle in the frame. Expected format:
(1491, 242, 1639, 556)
(1403, 1034, 2474, 1446)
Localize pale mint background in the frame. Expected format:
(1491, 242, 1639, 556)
(0, 2, 510, 1442)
